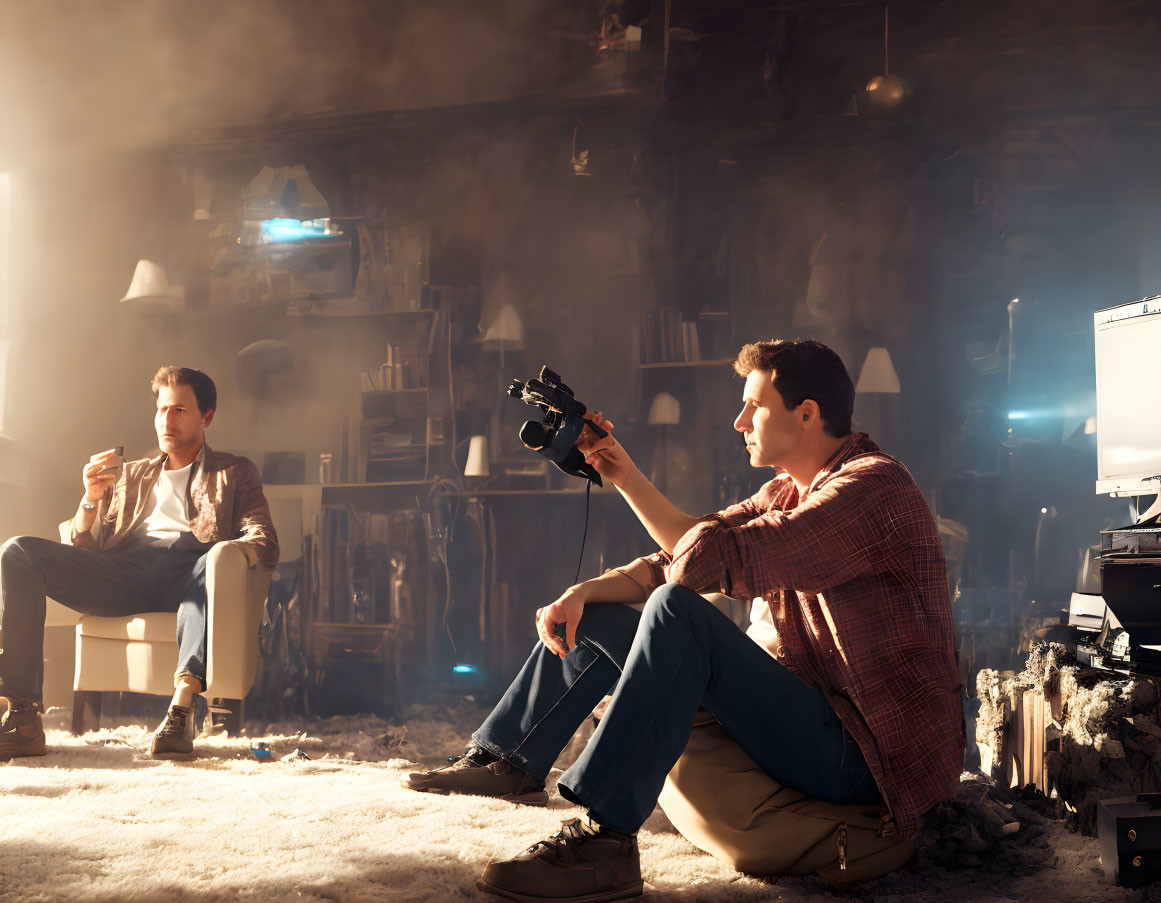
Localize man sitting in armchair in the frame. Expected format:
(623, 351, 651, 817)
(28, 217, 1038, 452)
(0, 366, 278, 760)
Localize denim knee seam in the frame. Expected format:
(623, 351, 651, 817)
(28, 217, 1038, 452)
(502, 650, 607, 774)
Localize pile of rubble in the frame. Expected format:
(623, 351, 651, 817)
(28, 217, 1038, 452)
(915, 776, 1063, 872)
(976, 642, 1161, 832)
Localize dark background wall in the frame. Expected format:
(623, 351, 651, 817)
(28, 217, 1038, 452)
(3, 0, 1160, 685)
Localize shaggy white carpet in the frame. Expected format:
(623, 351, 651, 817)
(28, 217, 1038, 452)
(0, 704, 1151, 903)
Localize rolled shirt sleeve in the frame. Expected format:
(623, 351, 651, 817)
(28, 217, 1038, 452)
(664, 469, 893, 598)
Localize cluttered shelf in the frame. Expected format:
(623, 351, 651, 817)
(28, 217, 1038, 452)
(264, 481, 438, 509)
(288, 308, 437, 320)
(447, 486, 618, 496)
(310, 621, 396, 630)
(266, 480, 437, 490)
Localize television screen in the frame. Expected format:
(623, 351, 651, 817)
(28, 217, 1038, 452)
(1094, 298, 1161, 495)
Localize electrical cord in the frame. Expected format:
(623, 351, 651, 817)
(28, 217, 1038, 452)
(426, 480, 462, 659)
(446, 304, 459, 475)
(574, 479, 593, 586)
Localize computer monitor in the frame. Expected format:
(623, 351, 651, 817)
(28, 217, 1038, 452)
(1094, 297, 1161, 498)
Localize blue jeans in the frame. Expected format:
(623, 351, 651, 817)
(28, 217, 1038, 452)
(0, 534, 212, 704)
(474, 583, 880, 834)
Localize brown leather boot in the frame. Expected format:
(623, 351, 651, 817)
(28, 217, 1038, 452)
(478, 817, 643, 903)
(0, 699, 47, 761)
(402, 747, 548, 806)
(149, 704, 196, 759)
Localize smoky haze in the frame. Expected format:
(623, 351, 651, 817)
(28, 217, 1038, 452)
(0, 0, 596, 167)
(3, 0, 1161, 686)
(0, 0, 662, 547)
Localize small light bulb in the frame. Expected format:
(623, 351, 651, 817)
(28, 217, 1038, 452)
(1012, 298, 1019, 303)
(1040, 507, 1048, 514)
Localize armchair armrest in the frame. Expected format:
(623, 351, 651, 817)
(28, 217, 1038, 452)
(204, 540, 274, 699)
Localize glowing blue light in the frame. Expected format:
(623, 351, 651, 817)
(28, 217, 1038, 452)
(259, 218, 336, 243)
(453, 664, 478, 675)
(1008, 405, 1093, 422)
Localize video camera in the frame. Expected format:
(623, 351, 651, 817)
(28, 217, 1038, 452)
(506, 367, 608, 485)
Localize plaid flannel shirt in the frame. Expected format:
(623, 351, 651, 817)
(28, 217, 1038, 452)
(640, 433, 963, 837)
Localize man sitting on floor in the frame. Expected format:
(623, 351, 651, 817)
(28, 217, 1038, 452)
(404, 339, 964, 902)
(0, 366, 278, 760)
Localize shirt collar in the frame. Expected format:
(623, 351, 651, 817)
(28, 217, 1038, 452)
(804, 432, 879, 496)
(156, 442, 207, 472)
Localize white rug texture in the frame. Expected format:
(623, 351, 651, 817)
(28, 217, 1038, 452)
(0, 703, 1153, 903)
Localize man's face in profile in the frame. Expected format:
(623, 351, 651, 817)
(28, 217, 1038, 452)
(155, 383, 212, 459)
(734, 369, 802, 469)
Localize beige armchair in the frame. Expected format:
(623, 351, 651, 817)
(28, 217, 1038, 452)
(64, 541, 272, 735)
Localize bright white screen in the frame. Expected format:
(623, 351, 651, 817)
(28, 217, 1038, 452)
(1095, 309, 1161, 485)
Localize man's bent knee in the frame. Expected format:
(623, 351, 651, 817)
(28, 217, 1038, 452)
(642, 583, 706, 624)
(1, 535, 29, 559)
(0, 536, 37, 570)
(575, 600, 638, 642)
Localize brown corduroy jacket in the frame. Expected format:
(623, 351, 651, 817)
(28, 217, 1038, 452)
(61, 444, 279, 570)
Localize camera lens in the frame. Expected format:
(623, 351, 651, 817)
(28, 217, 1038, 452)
(519, 420, 549, 450)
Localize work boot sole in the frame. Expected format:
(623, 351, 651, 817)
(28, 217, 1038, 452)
(402, 777, 549, 807)
(476, 878, 644, 903)
(148, 749, 197, 761)
(0, 737, 47, 761)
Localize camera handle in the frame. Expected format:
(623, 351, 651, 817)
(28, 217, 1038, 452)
(583, 418, 609, 440)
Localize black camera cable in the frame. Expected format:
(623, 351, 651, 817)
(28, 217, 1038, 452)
(574, 478, 593, 586)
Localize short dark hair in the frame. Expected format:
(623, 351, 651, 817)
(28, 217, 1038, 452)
(151, 366, 217, 415)
(733, 339, 854, 438)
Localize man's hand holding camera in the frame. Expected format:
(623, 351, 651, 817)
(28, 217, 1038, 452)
(577, 411, 635, 489)
(576, 404, 699, 555)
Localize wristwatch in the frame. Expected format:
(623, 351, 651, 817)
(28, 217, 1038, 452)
(81, 500, 99, 510)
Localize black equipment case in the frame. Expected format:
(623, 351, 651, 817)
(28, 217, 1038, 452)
(1098, 793, 1161, 888)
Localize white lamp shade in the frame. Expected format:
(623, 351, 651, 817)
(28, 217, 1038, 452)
(855, 347, 901, 394)
(119, 259, 184, 313)
(647, 392, 681, 425)
(476, 304, 525, 349)
(464, 435, 490, 477)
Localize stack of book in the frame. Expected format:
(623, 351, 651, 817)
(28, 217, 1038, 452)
(360, 346, 428, 391)
(634, 307, 702, 364)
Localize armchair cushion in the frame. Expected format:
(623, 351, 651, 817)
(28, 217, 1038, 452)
(45, 598, 83, 628)
(72, 539, 272, 702)
(76, 613, 177, 643)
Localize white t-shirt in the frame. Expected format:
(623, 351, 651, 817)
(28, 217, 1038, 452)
(139, 451, 201, 543)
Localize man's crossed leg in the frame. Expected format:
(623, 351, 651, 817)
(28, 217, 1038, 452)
(405, 583, 879, 902)
(0, 535, 212, 760)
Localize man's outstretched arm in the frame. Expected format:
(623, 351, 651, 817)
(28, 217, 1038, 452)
(577, 412, 698, 554)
